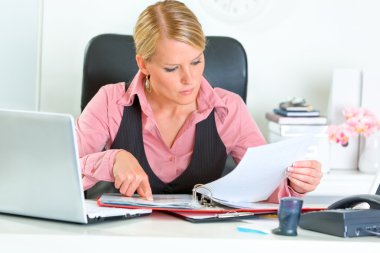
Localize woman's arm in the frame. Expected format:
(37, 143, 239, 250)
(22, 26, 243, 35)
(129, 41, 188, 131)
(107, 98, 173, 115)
(76, 84, 153, 198)
(76, 85, 121, 190)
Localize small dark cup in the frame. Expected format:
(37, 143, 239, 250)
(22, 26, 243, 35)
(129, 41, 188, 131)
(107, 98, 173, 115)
(272, 197, 303, 236)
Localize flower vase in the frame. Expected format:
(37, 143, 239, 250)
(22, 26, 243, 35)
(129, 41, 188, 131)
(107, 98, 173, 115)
(358, 132, 380, 174)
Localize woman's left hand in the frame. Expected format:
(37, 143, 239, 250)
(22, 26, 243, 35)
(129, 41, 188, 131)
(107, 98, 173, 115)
(287, 160, 323, 194)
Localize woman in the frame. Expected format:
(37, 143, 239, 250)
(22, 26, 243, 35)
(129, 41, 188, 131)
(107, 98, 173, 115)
(76, 0, 322, 202)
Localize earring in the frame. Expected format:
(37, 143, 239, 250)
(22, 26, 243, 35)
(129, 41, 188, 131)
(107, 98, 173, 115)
(144, 75, 152, 93)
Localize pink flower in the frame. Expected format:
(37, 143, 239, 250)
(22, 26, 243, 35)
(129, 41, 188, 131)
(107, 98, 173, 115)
(329, 107, 380, 147)
(328, 124, 351, 147)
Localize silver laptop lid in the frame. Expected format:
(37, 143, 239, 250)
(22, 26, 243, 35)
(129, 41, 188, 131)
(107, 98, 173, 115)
(0, 109, 87, 223)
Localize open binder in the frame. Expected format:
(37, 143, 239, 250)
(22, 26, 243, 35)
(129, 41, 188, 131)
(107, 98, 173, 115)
(97, 185, 280, 222)
(98, 185, 280, 213)
(97, 137, 326, 220)
(97, 184, 325, 219)
(97, 193, 261, 222)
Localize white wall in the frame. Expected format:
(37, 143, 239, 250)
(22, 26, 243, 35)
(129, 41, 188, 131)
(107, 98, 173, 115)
(0, 0, 40, 110)
(22, 0, 380, 137)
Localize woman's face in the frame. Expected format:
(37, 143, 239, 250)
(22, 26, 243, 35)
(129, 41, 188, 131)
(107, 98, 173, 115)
(139, 38, 205, 106)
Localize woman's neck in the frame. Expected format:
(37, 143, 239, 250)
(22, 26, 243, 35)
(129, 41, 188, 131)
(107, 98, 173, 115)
(146, 91, 197, 118)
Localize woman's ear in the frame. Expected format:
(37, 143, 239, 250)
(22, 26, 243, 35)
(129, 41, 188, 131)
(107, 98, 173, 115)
(136, 54, 149, 76)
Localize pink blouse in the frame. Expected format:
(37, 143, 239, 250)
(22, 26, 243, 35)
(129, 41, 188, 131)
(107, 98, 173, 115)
(76, 71, 301, 202)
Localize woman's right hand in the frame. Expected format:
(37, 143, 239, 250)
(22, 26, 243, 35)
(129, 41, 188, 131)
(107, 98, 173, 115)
(113, 150, 153, 200)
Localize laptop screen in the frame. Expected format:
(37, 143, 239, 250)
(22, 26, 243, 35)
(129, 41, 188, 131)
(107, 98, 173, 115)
(0, 109, 88, 223)
(0, 109, 151, 223)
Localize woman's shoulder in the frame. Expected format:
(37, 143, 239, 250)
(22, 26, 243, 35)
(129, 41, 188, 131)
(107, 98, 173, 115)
(98, 82, 126, 94)
(213, 87, 245, 108)
(95, 82, 127, 100)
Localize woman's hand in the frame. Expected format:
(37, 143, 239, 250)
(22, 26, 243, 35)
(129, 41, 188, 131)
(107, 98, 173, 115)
(286, 160, 322, 194)
(113, 150, 153, 200)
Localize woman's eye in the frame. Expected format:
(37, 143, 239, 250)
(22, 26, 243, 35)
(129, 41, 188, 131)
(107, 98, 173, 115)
(164, 67, 177, 72)
(191, 60, 201, 66)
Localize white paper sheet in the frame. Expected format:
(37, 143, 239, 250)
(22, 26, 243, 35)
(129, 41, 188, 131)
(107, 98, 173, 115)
(196, 137, 315, 203)
(100, 193, 199, 209)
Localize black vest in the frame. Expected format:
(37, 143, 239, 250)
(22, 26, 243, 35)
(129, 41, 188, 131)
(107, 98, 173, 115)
(86, 97, 227, 199)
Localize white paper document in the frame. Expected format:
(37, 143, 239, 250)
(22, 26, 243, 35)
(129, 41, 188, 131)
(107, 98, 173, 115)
(100, 194, 201, 209)
(196, 136, 315, 204)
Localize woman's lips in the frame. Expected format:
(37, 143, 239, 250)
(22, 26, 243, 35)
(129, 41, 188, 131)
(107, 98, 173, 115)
(180, 88, 194, 96)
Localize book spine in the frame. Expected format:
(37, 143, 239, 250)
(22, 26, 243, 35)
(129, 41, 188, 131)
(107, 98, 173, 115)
(268, 121, 328, 135)
(265, 112, 327, 125)
(281, 106, 312, 112)
(274, 108, 320, 117)
(279, 118, 327, 125)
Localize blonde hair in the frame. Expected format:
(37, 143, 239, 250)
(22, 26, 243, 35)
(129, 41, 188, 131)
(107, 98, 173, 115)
(134, 0, 206, 62)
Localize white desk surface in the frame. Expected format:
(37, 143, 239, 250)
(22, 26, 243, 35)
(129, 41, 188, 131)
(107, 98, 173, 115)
(1, 170, 379, 252)
(1, 210, 379, 252)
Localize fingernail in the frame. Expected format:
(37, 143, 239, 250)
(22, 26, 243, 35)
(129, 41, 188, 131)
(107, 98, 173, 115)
(287, 167, 294, 172)
(146, 196, 153, 201)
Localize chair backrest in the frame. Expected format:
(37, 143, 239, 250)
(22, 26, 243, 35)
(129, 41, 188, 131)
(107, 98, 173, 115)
(81, 34, 247, 111)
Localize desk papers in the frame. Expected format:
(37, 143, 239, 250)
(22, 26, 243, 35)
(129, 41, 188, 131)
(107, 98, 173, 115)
(100, 194, 202, 209)
(196, 136, 315, 206)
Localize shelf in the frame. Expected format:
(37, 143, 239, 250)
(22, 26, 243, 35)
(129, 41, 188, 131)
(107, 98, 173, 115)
(308, 169, 376, 196)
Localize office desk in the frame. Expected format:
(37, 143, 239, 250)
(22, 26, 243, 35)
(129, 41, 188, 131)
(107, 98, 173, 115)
(0, 211, 378, 253)
(1, 170, 378, 252)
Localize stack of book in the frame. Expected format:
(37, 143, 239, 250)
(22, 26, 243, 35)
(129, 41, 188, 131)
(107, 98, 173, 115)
(265, 101, 327, 125)
(265, 100, 330, 173)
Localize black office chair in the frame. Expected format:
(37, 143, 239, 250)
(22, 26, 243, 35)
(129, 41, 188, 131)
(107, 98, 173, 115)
(81, 34, 247, 111)
(81, 34, 248, 175)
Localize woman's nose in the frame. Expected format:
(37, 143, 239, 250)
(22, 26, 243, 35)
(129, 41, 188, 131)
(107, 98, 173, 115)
(180, 68, 192, 85)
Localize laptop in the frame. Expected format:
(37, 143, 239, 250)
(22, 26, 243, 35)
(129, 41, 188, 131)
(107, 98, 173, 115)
(0, 109, 151, 224)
